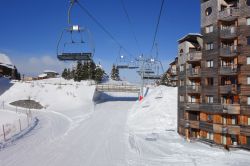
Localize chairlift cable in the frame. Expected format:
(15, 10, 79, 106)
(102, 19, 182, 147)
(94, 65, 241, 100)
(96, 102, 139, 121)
(75, 0, 133, 57)
(150, 0, 165, 55)
(120, 0, 142, 55)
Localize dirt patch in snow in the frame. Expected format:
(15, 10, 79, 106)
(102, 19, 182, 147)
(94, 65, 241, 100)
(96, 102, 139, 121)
(10, 100, 43, 109)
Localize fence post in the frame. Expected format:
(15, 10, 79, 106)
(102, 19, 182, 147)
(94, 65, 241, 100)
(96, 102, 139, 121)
(2, 125, 6, 141)
(27, 113, 30, 126)
(19, 119, 22, 132)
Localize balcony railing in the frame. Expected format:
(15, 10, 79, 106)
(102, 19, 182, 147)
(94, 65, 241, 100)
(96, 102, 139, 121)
(187, 51, 202, 62)
(170, 69, 177, 75)
(170, 76, 178, 81)
(220, 27, 238, 39)
(219, 65, 238, 75)
(213, 124, 240, 134)
(185, 102, 200, 111)
(187, 85, 201, 93)
(213, 124, 228, 134)
(222, 104, 240, 114)
(218, 7, 240, 20)
(219, 84, 238, 94)
(200, 121, 213, 132)
(187, 68, 201, 77)
(220, 45, 240, 57)
(200, 104, 223, 113)
(185, 120, 200, 129)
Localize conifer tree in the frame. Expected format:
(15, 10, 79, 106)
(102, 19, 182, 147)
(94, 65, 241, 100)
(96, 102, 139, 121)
(111, 64, 117, 80)
(74, 61, 83, 81)
(62, 68, 68, 79)
(94, 67, 104, 83)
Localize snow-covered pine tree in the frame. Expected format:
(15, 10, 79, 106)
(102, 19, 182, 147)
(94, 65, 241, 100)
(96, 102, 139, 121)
(62, 68, 68, 79)
(74, 61, 83, 82)
(115, 66, 120, 81)
(94, 66, 105, 83)
(111, 64, 117, 80)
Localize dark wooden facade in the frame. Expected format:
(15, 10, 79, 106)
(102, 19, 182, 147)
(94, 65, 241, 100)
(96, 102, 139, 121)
(177, 0, 250, 149)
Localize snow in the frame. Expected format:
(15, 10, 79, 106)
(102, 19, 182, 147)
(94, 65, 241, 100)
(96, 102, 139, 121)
(0, 79, 250, 166)
(0, 53, 14, 69)
(43, 70, 58, 74)
(38, 73, 47, 78)
(126, 86, 250, 166)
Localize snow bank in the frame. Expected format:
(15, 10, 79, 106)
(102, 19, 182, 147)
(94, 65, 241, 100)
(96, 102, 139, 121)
(127, 86, 177, 133)
(1, 78, 96, 117)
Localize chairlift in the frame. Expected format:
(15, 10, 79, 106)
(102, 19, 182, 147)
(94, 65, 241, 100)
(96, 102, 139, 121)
(128, 60, 139, 69)
(57, 25, 94, 61)
(57, 1, 94, 62)
(116, 48, 129, 69)
(139, 58, 164, 80)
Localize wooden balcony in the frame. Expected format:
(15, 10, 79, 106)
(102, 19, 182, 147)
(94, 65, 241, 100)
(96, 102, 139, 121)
(240, 125, 250, 136)
(170, 69, 177, 76)
(222, 104, 240, 114)
(170, 76, 178, 81)
(213, 124, 240, 135)
(219, 84, 238, 94)
(185, 103, 200, 111)
(187, 69, 201, 78)
(200, 104, 223, 114)
(187, 51, 202, 63)
(200, 121, 213, 132)
(227, 125, 240, 135)
(189, 120, 200, 129)
(218, 7, 240, 21)
(220, 46, 240, 58)
(187, 85, 201, 93)
(213, 124, 228, 134)
(220, 27, 238, 39)
(219, 66, 238, 75)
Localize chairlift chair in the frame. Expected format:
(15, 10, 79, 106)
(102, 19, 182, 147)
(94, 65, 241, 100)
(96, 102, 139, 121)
(116, 52, 129, 69)
(57, 25, 94, 61)
(128, 60, 139, 69)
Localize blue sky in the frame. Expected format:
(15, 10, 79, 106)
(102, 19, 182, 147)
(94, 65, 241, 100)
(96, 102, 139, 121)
(0, 0, 200, 82)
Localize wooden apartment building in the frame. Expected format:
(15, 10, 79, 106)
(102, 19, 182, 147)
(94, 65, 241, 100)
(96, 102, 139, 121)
(177, 0, 250, 149)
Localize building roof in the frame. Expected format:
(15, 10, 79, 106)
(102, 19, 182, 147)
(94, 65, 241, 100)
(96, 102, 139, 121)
(38, 73, 47, 78)
(0, 53, 14, 69)
(169, 57, 178, 66)
(178, 33, 202, 44)
(43, 70, 59, 74)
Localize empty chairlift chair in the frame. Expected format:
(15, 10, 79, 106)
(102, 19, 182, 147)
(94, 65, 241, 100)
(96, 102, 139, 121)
(57, 25, 94, 62)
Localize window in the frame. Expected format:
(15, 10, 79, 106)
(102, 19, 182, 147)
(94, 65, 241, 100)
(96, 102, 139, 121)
(247, 18, 250, 26)
(207, 132, 213, 140)
(205, 7, 212, 16)
(246, 78, 250, 86)
(180, 65, 184, 72)
(247, 37, 250, 45)
(248, 97, 250, 105)
(208, 114, 213, 122)
(248, 117, 250, 125)
(205, 25, 213, 33)
(180, 95, 184, 102)
(206, 78, 214, 86)
(207, 60, 214, 68)
(206, 96, 213, 103)
(247, 57, 250, 64)
(232, 116, 236, 125)
(206, 43, 214, 50)
(247, 0, 250, 6)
